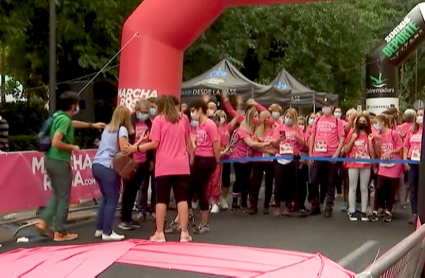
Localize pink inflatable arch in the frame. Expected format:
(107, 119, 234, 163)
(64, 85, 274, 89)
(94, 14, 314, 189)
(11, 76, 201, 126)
(118, 0, 332, 110)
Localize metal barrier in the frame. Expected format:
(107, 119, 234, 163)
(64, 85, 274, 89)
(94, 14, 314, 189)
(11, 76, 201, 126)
(356, 225, 425, 278)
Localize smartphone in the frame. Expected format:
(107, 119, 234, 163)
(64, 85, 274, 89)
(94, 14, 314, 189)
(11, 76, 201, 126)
(279, 131, 285, 138)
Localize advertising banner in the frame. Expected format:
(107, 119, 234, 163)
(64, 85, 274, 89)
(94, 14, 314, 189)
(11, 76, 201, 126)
(365, 57, 398, 100)
(0, 150, 100, 215)
(382, 4, 425, 66)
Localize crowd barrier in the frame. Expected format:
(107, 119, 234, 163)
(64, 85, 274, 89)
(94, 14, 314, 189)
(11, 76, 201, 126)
(1, 150, 424, 276)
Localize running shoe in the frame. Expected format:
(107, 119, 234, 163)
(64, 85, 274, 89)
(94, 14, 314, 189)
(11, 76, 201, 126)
(150, 232, 166, 243)
(348, 212, 358, 221)
(340, 202, 348, 212)
(384, 210, 392, 222)
(180, 231, 192, 242)
(369, 211, 378, 222)
(189, 214, 197, 227)
(210, 204, 220, 214)
(220, 196, 229, 210)
(164, 220, 181, 234)
(361, 212, 369, 222)
(102, 231, 125, 241)
(194, 223, 210, 234)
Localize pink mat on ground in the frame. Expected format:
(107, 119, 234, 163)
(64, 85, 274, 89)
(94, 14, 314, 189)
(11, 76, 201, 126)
(0, 239, 355, 278)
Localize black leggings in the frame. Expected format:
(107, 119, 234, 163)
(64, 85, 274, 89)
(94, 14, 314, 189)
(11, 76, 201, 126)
(249, 162, 274, 209)
(233, 162, 252, 207)
(374, 175, 399, 212)
(189, 156, 217, 211)
(121, 162, 148, 222)
(222, 163, 231, 188)
(156, 175, 189, 205)
(274, 161, 296, 207)
(297, 164, 308, 209)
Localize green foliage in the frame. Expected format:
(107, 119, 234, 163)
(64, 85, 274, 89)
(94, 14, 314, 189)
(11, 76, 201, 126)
(8, 134, 97, 152)
(1, 0, 425, 115)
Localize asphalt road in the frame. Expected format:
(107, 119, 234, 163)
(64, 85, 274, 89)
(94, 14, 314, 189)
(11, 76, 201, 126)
(0, 197, 414, 277)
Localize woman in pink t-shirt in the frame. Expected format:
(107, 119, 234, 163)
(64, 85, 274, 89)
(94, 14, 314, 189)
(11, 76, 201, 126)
(137, 95, 192, 243)
(187, 99, 220, 234)
(403, 108, 423, 224)
(248, 110, 277, 215)
(343, 113, 375, 222)
(297, 116, 309, 212)
(370, 114, 404, 223)
(230, 106, 271, 211)
(214, 110, 238, 210)
(271, 108, 304, 216)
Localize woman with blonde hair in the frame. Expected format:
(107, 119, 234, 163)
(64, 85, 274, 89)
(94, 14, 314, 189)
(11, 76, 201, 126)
(230, 106, 271, 211)
(272, 108, 305, 216)
(268, 104, 283, 125)
(137, 95, 192, 242)
(92, 106, 141, 241)
(249, 110, 277, 215)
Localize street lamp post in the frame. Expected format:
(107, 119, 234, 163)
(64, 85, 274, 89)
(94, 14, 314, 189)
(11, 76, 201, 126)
(49, 0, 56, 113)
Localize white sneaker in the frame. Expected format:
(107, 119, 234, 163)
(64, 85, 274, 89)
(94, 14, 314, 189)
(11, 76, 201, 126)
(210, 204, 220, 214)
(192, 201, 198, 210)
(102, 231, 125, 241)
(221, 197, 229, 210)
(94, 230, 103, 238)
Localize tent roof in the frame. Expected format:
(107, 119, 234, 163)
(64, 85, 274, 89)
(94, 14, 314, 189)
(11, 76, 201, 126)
(182, 59, 254, 90)
(270, 69, 314, 94)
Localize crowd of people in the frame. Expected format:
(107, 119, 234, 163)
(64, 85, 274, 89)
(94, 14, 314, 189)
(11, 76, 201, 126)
(35, 90, 423, 243)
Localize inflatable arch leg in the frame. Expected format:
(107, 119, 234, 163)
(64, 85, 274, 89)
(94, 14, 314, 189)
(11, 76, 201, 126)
(118, 0, 328, 111)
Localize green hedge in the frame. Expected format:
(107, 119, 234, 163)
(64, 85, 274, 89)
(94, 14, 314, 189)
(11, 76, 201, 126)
(9, 134, 98, 152)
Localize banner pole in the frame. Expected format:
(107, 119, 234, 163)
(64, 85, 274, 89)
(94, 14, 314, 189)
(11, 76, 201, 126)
(417, 123, 425, 227)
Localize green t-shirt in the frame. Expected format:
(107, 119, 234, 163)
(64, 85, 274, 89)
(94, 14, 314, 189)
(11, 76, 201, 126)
(45, 111, 74, 162)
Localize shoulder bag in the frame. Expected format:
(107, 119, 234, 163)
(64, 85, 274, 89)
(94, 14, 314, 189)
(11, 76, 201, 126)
(112, 126, 139, 180)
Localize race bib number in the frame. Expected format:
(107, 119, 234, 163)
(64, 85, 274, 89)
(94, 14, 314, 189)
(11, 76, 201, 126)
(279, 143, 294, 155)
(412, 149, 421, 161)
(314, 141, 327, 153)
(355, 153, 370, 164)
(380, 156, 395, 168)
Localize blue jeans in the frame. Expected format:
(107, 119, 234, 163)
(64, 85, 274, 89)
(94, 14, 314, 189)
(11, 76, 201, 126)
(92, 163, 120, 235)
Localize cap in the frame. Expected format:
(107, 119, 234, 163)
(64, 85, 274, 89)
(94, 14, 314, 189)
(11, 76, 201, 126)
(322, 97, 335, 106)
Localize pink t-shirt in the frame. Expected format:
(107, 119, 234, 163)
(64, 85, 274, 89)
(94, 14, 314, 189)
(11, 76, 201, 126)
(404, 127, 422, 160)
(377, 129, 403, 178)
(231, 126, 253, 161)
(193, 119, 219, 157)
(311, 116, 345, 157)
(149, 115, 190, 177)
(133, 120, 149, 163)
(218, 123, 232, 148)
(397, 122, 413, 140)
(272, 124, 304, 155)
(252, 129, 275, 160)
(345, 133, 372, 169)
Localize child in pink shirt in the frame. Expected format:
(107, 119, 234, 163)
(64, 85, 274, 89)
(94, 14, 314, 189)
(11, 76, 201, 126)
(370, 114, 404, 223)
(403, 108, 423, 224)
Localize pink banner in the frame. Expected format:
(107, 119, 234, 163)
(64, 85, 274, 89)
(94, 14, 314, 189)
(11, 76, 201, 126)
(0, 150, 101, 215)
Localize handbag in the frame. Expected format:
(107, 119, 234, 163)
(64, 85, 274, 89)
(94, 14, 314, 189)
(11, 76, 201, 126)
(112, 126, 139, 180)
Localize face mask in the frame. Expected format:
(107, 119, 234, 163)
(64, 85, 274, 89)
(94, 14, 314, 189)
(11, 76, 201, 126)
(334, 112, 342, 118)
(72, 106, 80, 116)
(308, 118, 315, 125)
(373, 123, 382, 131)
(253, 117, 260, 125)
(190, 111, 199, 120)
(272, 112, 280, 119)
(207, 109, 214, 116)
(149, 108, 156, 116)
(322, 106, 332, 115)
(299, 124, 305, 130)
(137, 113, 149, 121)
(357, 123, 367, 130)
(265, 118, 275, 125)
(417, 116, 423, 124)
(284, 117, 293, 126)
(191, 120, 199, 127)
(220, 117, 226, 124)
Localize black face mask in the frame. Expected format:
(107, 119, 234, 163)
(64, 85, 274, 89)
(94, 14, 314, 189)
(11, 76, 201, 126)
(357, 123, 367, 130)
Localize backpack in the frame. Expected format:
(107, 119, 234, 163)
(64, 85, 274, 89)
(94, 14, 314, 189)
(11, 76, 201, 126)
(36, 114, 66, 152)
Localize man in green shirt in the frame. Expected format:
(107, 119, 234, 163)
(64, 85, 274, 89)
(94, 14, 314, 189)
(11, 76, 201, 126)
(36, 91, 105, 241)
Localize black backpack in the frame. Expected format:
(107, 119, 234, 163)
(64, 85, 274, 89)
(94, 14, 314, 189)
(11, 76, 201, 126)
(36, 113, 66, 152)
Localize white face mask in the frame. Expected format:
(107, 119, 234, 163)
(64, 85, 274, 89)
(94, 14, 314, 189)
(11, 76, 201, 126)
(334, 112, 342, 118)
(220, 117, 225, 124)
(417, 116, 423, 124)
(322, 106, 332, 115)
(207, 109, 214, 116)
(72, 106, 80, 116)
(190, 111, 198, 120)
